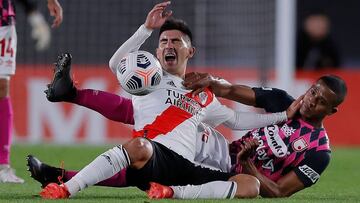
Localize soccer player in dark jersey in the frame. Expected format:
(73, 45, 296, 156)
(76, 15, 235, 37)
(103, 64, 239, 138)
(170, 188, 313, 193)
(158, 72, 346, 198)
(0, 0, 62, 183)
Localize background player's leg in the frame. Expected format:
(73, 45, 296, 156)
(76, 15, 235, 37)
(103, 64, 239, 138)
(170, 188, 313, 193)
(0, 77, 24, 183)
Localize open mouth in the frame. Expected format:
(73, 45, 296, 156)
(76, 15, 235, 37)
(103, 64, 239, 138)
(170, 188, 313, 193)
(164, 53, 176, 62)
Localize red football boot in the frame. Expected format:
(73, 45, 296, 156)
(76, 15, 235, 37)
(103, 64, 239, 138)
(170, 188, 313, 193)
(147, 182, 174, 199)
(40, 183, 70, 199)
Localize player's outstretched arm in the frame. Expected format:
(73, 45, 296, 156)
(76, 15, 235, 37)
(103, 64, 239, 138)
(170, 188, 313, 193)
(237, 140, 305, 197)
(109, 2, 172, 74)
(222, 96, 301, 130)
(183, 72, 257, 106)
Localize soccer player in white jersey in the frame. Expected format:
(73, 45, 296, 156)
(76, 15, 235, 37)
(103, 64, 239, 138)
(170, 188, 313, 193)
(38, 1, 301, 199)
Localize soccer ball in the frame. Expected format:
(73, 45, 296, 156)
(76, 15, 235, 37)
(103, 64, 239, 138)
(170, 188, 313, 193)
(116, 51, 162, 96)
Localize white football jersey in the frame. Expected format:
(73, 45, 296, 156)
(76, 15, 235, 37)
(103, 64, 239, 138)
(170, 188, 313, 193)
(194, 123, 231, 172)
(132, 72, 234, 161)
(109, 24, 288, 164)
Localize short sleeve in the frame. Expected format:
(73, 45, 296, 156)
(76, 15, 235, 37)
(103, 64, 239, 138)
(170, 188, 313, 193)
(293, 151, 331, 187)
(252, 87, 294, 113)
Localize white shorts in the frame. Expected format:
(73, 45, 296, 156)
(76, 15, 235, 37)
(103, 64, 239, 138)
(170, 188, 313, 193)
(0, 25, 17, 76)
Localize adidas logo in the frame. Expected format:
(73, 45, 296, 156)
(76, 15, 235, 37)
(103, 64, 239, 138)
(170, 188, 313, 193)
(166, 80, 176, 87)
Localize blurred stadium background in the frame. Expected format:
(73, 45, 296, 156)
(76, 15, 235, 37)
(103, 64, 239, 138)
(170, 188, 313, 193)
(2, 0, 359, 202)
(10, 0, 359, 146)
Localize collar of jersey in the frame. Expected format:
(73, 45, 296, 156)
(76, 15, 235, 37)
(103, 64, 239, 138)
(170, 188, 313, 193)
(163, 70, 184, 85)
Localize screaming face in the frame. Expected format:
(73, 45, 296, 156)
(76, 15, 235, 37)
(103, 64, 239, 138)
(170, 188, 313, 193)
(156, 30, 194, 77)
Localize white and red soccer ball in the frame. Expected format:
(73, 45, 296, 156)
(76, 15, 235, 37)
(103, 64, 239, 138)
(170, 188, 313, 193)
(116, 51, 162, 96)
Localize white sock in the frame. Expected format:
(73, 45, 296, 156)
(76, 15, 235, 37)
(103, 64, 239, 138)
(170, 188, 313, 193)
(171, 181, 237, 199)
(64, 145, 130, 196)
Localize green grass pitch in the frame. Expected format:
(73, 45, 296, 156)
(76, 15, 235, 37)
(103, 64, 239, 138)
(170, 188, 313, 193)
(0, 145, 359, 202)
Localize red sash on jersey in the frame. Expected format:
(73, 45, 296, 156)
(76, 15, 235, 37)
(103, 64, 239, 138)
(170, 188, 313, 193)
(133, 88, 214, 139)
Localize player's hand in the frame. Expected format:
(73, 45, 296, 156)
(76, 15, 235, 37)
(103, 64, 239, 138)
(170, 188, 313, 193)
(286, 95, 304, 119)
(144, 1, 172, 30)
(47, 0, 63, 28)
(237, 138, 259, 163)
(183, 72, 232, 96)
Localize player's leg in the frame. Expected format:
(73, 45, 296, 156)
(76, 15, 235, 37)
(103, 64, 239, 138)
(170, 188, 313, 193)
(148, 174, 259, 199)
(0, 25, 24, 184)
(45, 53, 134, 124)
(0, 77, 24, 183)
(229, 174, 260, 198)
(74, 89, 134, 124)
(40, 137, 153, 199)
(147, 154, 259, 199)
(27, 154, 128, 188)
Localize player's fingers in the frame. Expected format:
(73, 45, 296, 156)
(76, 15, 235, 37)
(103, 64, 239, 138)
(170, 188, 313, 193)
(249, 139, 259, 152)
(292, 95, 304, 109)
(148, 7, 165, 17)
(192, 87, 205, 97)
(151, 2, 170, 15)
(185, 80, 205, 91)
(154, 1, 171, 8)
(251, 138, 259, 146)
(243, 141, 251, 151)
(293, 94, 304, 106)
(286, 94, 304, 119)
(183, 75, 199, 87)
(236, 143, 246, 161)
(52, 13, 63, 28)
(184, 72, 199, 81)
(184, 72, 207, 86)
(161, 10, 173, 18)
(184, 72, 196, 78)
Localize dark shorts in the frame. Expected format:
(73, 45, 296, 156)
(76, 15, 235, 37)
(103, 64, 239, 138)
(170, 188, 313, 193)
(126, 139, 235, 191)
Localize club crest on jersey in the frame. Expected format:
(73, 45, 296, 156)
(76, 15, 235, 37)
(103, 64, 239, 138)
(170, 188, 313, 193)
(198, 92, 208, 105)
(292, 137, 308, 152)
(201, 128, 210, 143)
(264, 125, 287, 157)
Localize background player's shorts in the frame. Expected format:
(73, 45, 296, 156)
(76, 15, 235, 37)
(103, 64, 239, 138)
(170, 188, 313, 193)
(126, 139, 235, 191)
(0, 25, 17, 76)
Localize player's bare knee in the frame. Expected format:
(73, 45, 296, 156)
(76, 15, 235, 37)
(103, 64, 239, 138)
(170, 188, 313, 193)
(0, 78, 9, 98)
(124, 138, 153, 168)
(230, 174, 260, 198)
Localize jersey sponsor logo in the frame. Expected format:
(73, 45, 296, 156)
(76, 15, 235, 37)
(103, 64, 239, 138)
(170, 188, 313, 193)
(281, 123, 296, 137)
(298, 165, 320, 183)
(264, 125, 287, 157)
(292, 137, 308, 152)
(262, 159, 274, 172)
(165, 89, 202, 115)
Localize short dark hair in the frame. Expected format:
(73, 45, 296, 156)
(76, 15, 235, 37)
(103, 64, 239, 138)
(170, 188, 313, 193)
(318, 75, 347, 106)
(159, 18, 193, 44)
